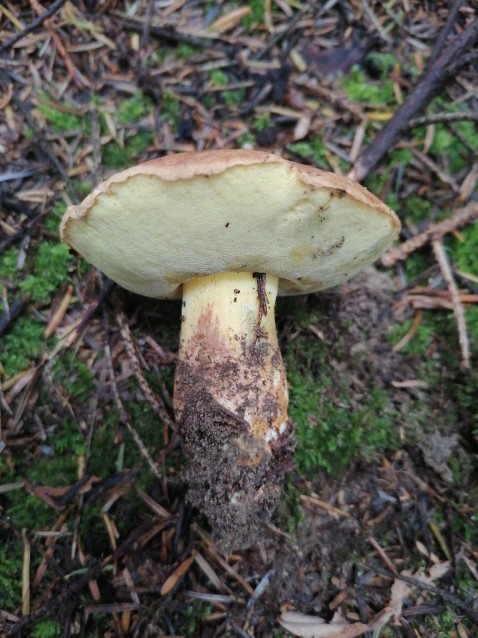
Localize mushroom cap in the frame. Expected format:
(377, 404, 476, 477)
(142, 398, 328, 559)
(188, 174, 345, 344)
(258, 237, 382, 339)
(60, 149, 400, 298)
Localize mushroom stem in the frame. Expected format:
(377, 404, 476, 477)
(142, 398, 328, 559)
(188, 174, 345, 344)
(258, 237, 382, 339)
(174, 271, 288, 444)
(174, 271, 292, 550)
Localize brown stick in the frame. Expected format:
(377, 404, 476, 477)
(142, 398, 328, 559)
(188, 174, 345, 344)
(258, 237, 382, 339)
(349, 17, 478, 182)
(381, 202, 478, 267)
(424, 0, 465, 71)
(431, 240, 470, 369)
(408, 112, 478, 128)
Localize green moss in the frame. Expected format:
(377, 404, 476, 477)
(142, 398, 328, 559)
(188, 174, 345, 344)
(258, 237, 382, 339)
(37, 104, 83, 132)
(254, 112, 271, 131)
(208, 70, 245, 106)
(160, 92, 180, 124)
(288, 354, 397, 475)
(31, 619, 63, 638)
(1, 315, 45, 376)
(7, 493, 56, 531)
(223, 86, 245, 106)
(410, 98, 478, 173)
(452, 222, 478, 276)
(44, 200, 67, 235)
(388, 314, 436, 357)
(420, 118, 477, 173)
(400, 193, 432, 224)
(117, 92, 153, 125)
(76, 180, 93, 199)
(126, 399, 164, 449)
(175, 43, 201, 58)
(0, 246, 21, 279)
(88, 412, 120, 478)
(51, 351, 95, 403)
(102, 131, 154, 168)
(155, 43, 202, 64)
(242, 0, 265, 28)
(401, 252, 430, 281)
(127, 130, 154, 155)
(238, 132, 255, 147)
(101, 92, 155, 167)
(88, 392, 164, 486)
(1, 421, 82, 530)
(19, 242, 72, 304)
(464, 306, 478, 350)
(0, 543, 23, 611)
(25, 450, 80, 487)
(280, 477, 303, 532)
(366, 52, 400, 79)
(279, 303, 399, 477)
(177, 601, 213, 634)
(202, 93, 216, 110)
(342, 65, 396, 105)
(287, 138, 329, 168)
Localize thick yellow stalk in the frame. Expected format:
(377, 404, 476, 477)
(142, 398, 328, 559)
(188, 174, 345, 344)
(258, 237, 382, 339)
(174, 271, 288, 446)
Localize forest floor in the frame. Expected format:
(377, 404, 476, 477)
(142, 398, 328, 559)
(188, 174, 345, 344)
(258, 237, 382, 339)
(0, 1, 478, 636)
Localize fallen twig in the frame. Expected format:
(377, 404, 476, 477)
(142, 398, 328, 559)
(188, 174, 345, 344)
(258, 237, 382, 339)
(115, 12, 235, 53)
(408, 111, 478, 128)
(364, 563, 478, 625)
(392, 310, 423, 353)
(424, 0, 465, 71)
(431, 239, 470, 369)
(381, 203, 478, 267)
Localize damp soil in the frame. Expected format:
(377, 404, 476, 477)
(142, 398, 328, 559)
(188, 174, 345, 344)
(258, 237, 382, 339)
(179, 381, 295, 552)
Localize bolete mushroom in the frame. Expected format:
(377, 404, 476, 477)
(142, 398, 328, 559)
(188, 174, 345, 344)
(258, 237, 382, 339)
(60, 150, 400, 551)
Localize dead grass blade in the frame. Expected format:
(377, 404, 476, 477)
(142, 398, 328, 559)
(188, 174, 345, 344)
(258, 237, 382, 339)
(431, 239, 470, 369)
(160, 552, 197, 597)
(22, 529, 31, 616)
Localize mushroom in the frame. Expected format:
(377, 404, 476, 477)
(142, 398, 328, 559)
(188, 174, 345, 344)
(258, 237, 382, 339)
(60, 149, 400, 551)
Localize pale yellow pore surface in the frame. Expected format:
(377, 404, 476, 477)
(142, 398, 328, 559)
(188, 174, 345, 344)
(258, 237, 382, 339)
(174, 272, 288, 441)
(61, 157, 399, 299)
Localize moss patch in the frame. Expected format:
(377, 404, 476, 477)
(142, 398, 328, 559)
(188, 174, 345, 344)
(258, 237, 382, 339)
(102, 131, 154, 168)
(51, 351, 95, 403)
(287, 137, 329, 168)
(160, 92, 180, 124)
(117, 91, 153, 125)
(37, 103, 84, 133)
(1, 315, 46, 376)
(284, 331, 398, 476)
(209, 70, 245, 106)
(0, 543, 24, 611)
(19, 242, 72, 305)
(341, 63, 396, 105)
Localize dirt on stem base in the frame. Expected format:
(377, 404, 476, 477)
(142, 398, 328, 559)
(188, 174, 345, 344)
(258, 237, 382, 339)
(178, 376, 295, 552)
